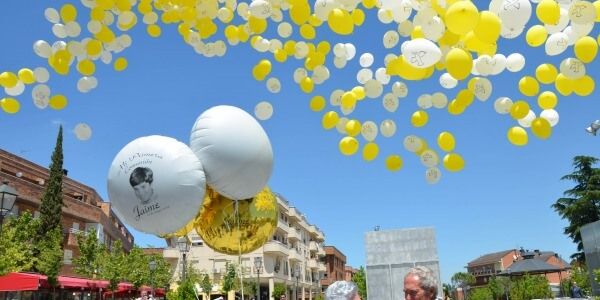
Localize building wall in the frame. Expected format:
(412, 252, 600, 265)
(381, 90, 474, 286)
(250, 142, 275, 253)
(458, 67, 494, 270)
(163, 194, 327, 300)
(0, 149, 134, 277)
(544, 255, 570, 284)
(320, 246, 346, 288)
(344, 267, 356, 281)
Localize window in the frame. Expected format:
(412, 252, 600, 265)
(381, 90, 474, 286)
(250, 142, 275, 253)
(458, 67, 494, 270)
(72, 222, 80, 230)
(64, 250, 73, 264)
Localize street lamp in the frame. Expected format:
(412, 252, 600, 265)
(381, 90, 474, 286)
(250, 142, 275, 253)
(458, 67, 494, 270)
(177, 237, 190, 282)
(294, 265, 300, 300)
(0, 181, 17, 236)
(149, 260, 157, 299)
(254, 257, 263, 300)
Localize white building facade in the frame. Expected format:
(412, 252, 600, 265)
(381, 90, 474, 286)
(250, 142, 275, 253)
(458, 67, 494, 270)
(163, 193, 327, 300)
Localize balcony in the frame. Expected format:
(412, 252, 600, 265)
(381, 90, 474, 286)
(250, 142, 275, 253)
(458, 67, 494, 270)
(318, 264, 326, 272)
(317, 248, 326, 257)
(163, 248, 180, 260)
(308, 259, 318, 270)
(309, 241, 318, 252)
(288, 207, 300, 220)
(289, 249, 302, 262)
(316, 230, 325, 242)
(308, 225, 318, 235)
(288, 229, 300, 241)
(277, 219, 290, 232)
(263, 241, 289, 256)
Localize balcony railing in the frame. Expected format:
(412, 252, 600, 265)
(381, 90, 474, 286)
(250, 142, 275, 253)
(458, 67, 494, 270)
(309, 241, 318, 252)
(289, 249, 302, 261)
(288, 207, 300, 220)
(288, 229, 300, 240)
(308, 259, 318, 270)
(263, 240, 289, 256)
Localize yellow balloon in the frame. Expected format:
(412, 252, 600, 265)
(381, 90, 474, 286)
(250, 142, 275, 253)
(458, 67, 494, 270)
(535, 64, 558, 84)
(317, 41, 331, 54)
(536, 0, 560, 25)
(86, 39, 103, 56)
(362, 0, 377, 9)
(574, 75, 595, 96)
(555, 73, 574, 96)
(0, 72, 18, 88)
(60, 4, 78, 23)
(437, 132, 456, 152)
(49, 94, 68, 110)
(308, 14, 323, 27)
(310, 95, 326, 111)
(299, 77, 314, 93)
(147, 24, 162, 37)
(531, 118, 552, 139)
(537, 91, 558, 109)
(252, 59, 272, 81)
(248, 16, 267, 34)
(322, 111, 339, 129)
(352, 86, 366, 100)
(447, 100, 466, 115)
(574, 36, 598, 63)
(352, 8, 366, 26)
(445, 48, 473, 80)
(411, 110, 429, 127)
(474, 11, 501, 44)
(525, 25, 548, 47)
(510, 100, 530, 120)
(385, 155, 403, 171)
(77, 60, 96, 76)
(456, 89, 475, 107)
(290, 2, 311, 25)
(518, 76, 540, 97)
(194, 187, 278, 255)
(443, 153, 464, 172)
(1, 97, 20, 114)
(114, 57, 128, 71)
(445, 1, 479, 35)
(595, 0, 600, 22)
(362, 142, 379, 161)
(300, 24, 316, 40)
(274, 49, 288, 63)
(507, 126, 528, 146)
(224, 25, 238, 40)
(339, 136, 359, 156)
(345, 120, 361, 137)
(411, 26, 425, 39)
(16, 68, 35, 84)
(341, 91, 357, 109)
(96, 25, 116, 43)
(328, 8, 354, 35)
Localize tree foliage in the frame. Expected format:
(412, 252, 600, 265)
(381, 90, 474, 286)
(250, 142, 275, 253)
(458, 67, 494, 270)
(221, 262, 238, 294)
(509, 274, 552, 300)
(200, 273, 213, 297)
(487, 277, 510, 300)
(35, 227, 63, 286)
(552, 155, 600, 262)
(272, 282, 287, 299)
(100, 240, 127, 293)
(351, 266, 367, 300)
(0, 212, 38, 275)
(468, 287, 492, 300)
(73, 229, 105, 278)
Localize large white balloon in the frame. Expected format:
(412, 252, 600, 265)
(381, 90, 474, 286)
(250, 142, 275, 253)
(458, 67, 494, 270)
(541, 109, 560, 126)
(190, 105, 273, 200)
(402, 38, 442, 68)
(497, 0, 532, 28)
(560, 57, 586, 79)
(506, 53, 525, 72)
(494, 97, 513, 114)
(545, 32, 569, 56)
(107, 135, 207, 236)
(440, 73, 458, 89)
(380, 119, 397, 137)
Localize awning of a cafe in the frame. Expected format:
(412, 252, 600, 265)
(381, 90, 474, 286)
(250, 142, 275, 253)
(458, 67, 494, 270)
(0, 272, 46, 291)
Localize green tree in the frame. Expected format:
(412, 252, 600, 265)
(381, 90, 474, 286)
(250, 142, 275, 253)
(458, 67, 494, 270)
(149, 255, 173, 291)
(73, 229, 105, 278)
(272, 282, 287, 299)
(487, 277, 510, 300)
(451, 272, 475, 300)
(351, 266, 367, 300)
(572, 265, 591, 295)
(552, 156, 600, 262)
(443, 283, 454, 300)
(99, 240, 127, 300)
(200, 273, 213, 299)
(469, 287, 492, 300)
(0, 212, 38, 275)
(32, 126, 65, 281)
(240, 280, 257, 298)
(221, 262, 237, 294)
(509, 274, 551, 300)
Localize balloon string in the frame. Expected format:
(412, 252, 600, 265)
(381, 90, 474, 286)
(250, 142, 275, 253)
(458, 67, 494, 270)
(236, 200, 244, 300)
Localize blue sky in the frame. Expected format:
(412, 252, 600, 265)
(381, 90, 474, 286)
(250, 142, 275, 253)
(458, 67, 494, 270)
(1, 0, 599, 284)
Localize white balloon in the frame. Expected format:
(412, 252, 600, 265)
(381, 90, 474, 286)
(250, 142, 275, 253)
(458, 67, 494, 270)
(497, 0, 532, 28)
(293, 68, 308, 83)
(425, 167, 442, 184)
(506, 53, 525, 72)
(402, 38, 442, 68)
(417, 94, 433, 109)
(383, 30, 400, 49)
(77, 77, 91, 93)
(249, 0, 272, 18)
(377, 8, 394, 24)
(314, 0, 338, 20)
(330, 89, 344, 106)
(333, 43, 346, 57)
(33, 67, 50, 83)
(392, 81, 409, 98)
(545, 32, 569, 56)
(334, 56, 348, 68)
(52, 41, 67, 53)
(545, 8, 569, 34)
(517, 110, 536, 128)
(560, 57, 586, 79)
(431, 92, 448, 108)
(491, 54, 507, 75)
(277, 22, 293, 38)
(5, 81, 25, 96)
(364, 79, 383, 98)
(420, 149, 439, 168)
(391, 0, 413, 22)
(440, 73, 458, 89)
(382, 93, 399, 112)
(494, 97, 513, 114)
(541, 109, 559, 126)
(359, 53, 374, 68)
(190, 106, 273, 200)
(143, 12, 159, 24)
(74, 123, 92, 141)
(336, 117, 349, 134)
(100, 50, 113, 64)
(270, 8, 283, 22)
(568, 1, 596, 24)
(254, 101, 273, 120)
(571, 21, 594, 36)
(421, 16, 445, 41)
(44, 7, 60, 24)
(344, 43, 356, 60)
(32, 84, 50, 109)
(475, 55, 494, 76)
(108, 135, 206, 235)
(33, 40, 52, 58)
(265, 77, 281, 93)
(397, 20, 414, 37)
(65, 21, 82, 37)
(472, 77, 493, 101)
(375, 68, 391, 85)
(404, 135, 423, 152)
(356, 68, 373, 84)
(380, 119, 397, 138)
(361, 121, 378, 142)
(500, 24, 525, 39)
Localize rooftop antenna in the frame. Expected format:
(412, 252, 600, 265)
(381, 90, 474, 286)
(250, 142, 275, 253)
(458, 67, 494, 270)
(374, 225, 380, 231)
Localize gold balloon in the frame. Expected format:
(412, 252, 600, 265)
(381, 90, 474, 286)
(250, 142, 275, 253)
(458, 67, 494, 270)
(195, 187, 278, 255)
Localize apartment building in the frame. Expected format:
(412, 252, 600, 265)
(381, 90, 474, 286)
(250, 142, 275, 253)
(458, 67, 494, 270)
(0, 149, 134, 276)
(320, 246, 346, 290)
(163, 193, 327, 300)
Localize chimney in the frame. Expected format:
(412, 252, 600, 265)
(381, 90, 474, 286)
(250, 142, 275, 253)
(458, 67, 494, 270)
(63, 169, 68, 176)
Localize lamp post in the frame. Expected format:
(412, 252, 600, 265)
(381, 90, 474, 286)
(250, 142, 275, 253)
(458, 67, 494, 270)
(149, 260, 157, 299)
(0, 181, 17, 237)
(294, 265, 300, 300)
(177, 237, 190, 282)
(254, 257, 263, 300)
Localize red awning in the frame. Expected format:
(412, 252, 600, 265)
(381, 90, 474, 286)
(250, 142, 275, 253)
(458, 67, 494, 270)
(55, 276, 105, 289)
(0, 273, 46, 291)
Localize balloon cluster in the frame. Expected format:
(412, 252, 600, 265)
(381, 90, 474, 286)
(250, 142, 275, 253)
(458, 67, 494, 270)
(107, 105, 277, 254)
(1, 0, 600, 183)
